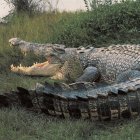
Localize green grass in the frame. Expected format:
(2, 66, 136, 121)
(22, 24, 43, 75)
(0, 108, 140, 140)
(0, 1, 140, 139)
(0, 73, 49, 92)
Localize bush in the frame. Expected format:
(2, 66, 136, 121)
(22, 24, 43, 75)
(47, 11, 91, 47)
(5, 0, 45, 15)
(51, 1, 140, 47)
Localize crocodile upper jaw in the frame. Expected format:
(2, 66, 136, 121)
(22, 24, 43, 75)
(11, 62, 62, 76)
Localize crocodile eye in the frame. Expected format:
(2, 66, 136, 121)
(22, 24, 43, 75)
(79, 51, 84, 53)
(49, 53, 56, 56)
(53, 47, 65, 54)
(77, 48, 82, 50)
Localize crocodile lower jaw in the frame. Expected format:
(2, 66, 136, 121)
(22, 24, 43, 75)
(10, 61, 62, 76)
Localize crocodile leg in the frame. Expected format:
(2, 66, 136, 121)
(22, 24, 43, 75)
(76, 66, 100, 82)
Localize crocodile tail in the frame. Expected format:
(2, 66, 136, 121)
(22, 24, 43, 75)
(36, 90, 140, 120)
(33, 79, 140, 120)
(1, 79, 140, 121)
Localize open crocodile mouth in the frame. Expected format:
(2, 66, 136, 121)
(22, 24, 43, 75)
(10, 61, 62, 76)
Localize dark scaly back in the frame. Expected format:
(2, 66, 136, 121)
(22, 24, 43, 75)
(85, 45, 140, 83)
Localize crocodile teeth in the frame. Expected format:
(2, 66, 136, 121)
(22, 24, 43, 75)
(33, 62, 38, 66)
(11, 64, 14, 68)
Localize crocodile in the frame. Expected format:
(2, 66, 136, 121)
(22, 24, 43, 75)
(6, 38, 140, 120)
(9, 38, 140, 84)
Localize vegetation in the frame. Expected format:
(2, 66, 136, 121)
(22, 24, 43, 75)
(0, 108, 140, 140)
(0, 1, 140, 139)
(5, 0, 42, 15)
(4, 0, 60, 15)
(52, 1, 140, 47)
